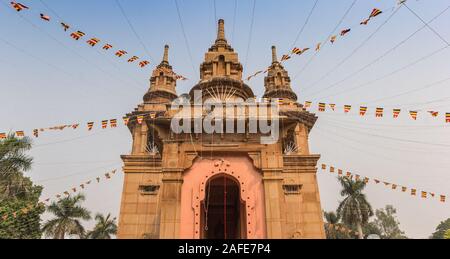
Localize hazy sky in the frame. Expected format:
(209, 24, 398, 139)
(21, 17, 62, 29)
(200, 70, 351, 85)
(1, 0, 450, 238)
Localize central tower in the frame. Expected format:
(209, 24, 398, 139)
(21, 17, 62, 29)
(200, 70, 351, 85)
(117, 19, 325, 239)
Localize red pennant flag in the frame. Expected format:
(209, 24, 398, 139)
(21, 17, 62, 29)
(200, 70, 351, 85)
(375, 108, 384, 118)
(40, 13, 51, 21)
(123, 117, 130, 125)
(409, 111, 418, 120)
(304, 101, 312, 109)
(110, 119, 117, 128)
(61, 22, 70, 31)
(428, 111, 438, 117)
(115, 50, 128, 57)
(340, 28, 351, 36)
(369, 8, 383, 18)
(70, 31, 85, 40)
(137, 115, 144, 124)
(139, 60, 150, 68)
(87, 38, 100, 47)
(10, 2, 29, 12)
(344, 105, 352, 113)
(330, 35, 337, 44)
(360, 106, 367, 116)
(393, 109, 401, 118)
(102, 44, 113, 50)
(318, 103, 326, 112)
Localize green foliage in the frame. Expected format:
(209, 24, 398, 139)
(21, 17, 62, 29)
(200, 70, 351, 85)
(86, 213, 118, 239)
(373, 205, 407, 239)
(323, 211, 353, 239)
(336, 176, 373, 239)
(444, 229, 450, 239)
(430, 218, 450, 239)
(0, 134, 44, 239)
(42, 193, 91, 239)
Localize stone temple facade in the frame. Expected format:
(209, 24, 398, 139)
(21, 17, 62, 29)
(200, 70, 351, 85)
(117, 19, 325, 239)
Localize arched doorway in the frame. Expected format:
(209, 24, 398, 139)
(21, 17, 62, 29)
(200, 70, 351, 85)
(201, 174, 246, 239)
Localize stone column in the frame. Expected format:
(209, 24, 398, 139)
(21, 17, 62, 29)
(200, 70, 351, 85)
(159, 169, 183, 239)
(262, 169, 286, 238)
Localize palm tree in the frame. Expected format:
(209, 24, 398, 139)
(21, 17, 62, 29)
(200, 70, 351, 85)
(336, 176, 373, 239)
(0, 134, 33, 198)
(86, 213, 117, 239)
(42, 194, 91, 239)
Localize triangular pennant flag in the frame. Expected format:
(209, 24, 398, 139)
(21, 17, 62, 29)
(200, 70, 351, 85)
(318, 103, 326, 112)
(137, 115, 144, 125)
(304, 101, 312, 109)
(393, 109, 401, 119)
(360, 106, 367, 116)
(421, 191, 427, 198)
(315, 43, 321, 51)
(87, 122, 94, 131)
(409, 111, 418, 120)
(40, 13, 51, 21)
(376, 108, 384, 118)
(344, 105, 352, 113)
(340, 28, 351, 36)
(427, 111, 436, 117)
(330, 35, 337, 44)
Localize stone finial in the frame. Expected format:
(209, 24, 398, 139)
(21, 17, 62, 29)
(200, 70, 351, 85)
(216, 19, 226, 44)
(162, 44, 169, 65)
(272, 46, 278, 64)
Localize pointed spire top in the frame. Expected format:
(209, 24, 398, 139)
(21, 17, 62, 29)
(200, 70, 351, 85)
(161, 44, 169, 65)
(216, 19, 227, 44)
(272, 46, 278, 64)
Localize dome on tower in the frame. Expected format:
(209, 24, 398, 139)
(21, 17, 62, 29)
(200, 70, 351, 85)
(143, 45, 178, 103)
(189, 19, 254, 102)
(262, 46, 298, 101)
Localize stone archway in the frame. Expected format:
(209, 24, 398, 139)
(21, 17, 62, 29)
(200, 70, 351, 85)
(179, 156, 266, 239)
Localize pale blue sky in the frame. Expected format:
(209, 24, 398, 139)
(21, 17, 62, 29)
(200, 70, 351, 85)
(1, 0, 450, 238)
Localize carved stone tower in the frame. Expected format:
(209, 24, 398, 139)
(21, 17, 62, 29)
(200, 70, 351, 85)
(117, 20, 325, 239)
(263, 46, 298, 101)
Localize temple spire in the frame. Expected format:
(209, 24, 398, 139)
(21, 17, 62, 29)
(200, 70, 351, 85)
(161, 44, 169, 65)
(272, 46, 278, 64)
(215, 19, 227, 45)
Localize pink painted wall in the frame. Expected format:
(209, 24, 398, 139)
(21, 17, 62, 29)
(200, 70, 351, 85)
(179, 156, 267, 239)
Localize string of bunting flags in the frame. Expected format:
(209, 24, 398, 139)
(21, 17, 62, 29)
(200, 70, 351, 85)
(320, 164, 447, 203)
(245, 1, 407, 81)
(303, 101, 450, 123)
(7, 2, 187, 80)
(0, 111, 166, 139)
(0, 168, 118, 223)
